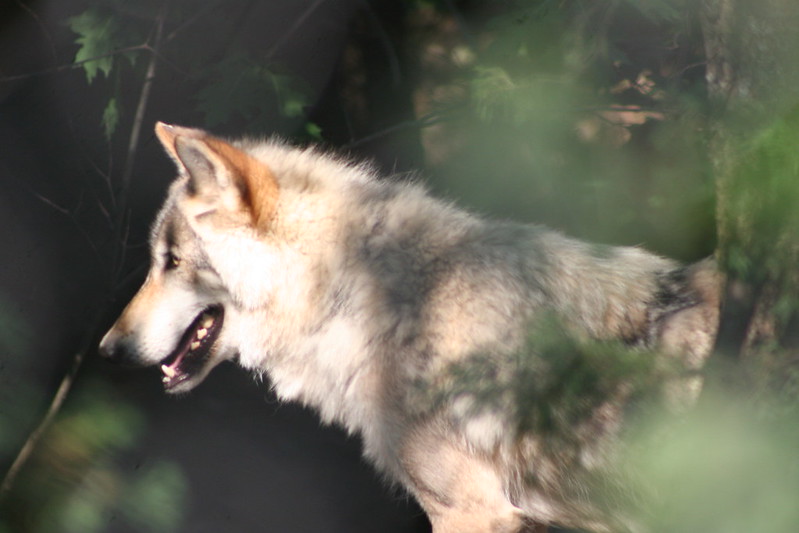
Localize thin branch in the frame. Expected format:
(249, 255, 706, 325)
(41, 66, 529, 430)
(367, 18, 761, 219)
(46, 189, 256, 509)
(164, 1, 220, 43)
(112, 210, 132, 286)
(0, 44, 150, 83)
(265, 0, 328, 59)
(9, 167, 103, 260)
(360, 1, 402, 85)
(0, 301, 102, 498)
(344, 106, 463, 149)
(119, 9, 166, 195)
(0, 352, 84, 496)
(115, 262, 148, 294)
(86, 143, 116, 212)
(29, 190, 70, 215)
(111, 1, 168, 284)
(97, 197, 113, 228)
(13, 0, 58, 64)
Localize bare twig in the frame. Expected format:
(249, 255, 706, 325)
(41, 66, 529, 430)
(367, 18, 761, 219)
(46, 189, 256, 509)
(344, 106, 463, 149)
(12, 0, 58, 63)
(359, 1, 402, 85)
(0, 44, 150, 83)
(0, 285, 111, 497)
(29, 190, 70, 215)
(0, 334, 91, 497)
(111, 1, 168, 286)
(119, 9, 166, 196)
(164, 1, 219, 43)
(265, 0, 328, 59)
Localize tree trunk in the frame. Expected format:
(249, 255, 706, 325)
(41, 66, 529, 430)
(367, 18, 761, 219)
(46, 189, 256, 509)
(701, 0, 799, 370)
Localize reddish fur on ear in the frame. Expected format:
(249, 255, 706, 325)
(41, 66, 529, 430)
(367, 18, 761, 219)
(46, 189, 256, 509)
(205, 137, 280, 231)
(154, 122, 279, 231)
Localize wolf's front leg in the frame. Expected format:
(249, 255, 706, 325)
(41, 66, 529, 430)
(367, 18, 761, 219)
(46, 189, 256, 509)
(400, 429, 525, 533)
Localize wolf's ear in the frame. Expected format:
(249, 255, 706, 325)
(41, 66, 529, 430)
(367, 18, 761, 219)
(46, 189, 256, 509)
(154, 122, 279, 230)
(154, 122, 206, 168)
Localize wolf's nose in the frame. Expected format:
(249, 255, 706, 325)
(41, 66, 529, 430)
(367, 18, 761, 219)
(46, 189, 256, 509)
(97, 339, 115, 360)
(98, 342, 139, 366)
(98, 330, 134, 365)
(99, 329, 152, 367)
(98, 327, 115, 357)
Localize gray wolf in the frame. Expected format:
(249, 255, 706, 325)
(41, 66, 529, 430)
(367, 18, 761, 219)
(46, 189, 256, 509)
(99, 122, 721, 532)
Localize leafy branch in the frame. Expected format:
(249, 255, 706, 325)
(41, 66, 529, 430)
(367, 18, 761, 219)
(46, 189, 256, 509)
(0, 0, 331, 503)
(0, 1, 170, 502)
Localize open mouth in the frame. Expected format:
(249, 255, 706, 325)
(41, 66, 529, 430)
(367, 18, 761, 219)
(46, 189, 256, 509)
(160, 305, 224, 391)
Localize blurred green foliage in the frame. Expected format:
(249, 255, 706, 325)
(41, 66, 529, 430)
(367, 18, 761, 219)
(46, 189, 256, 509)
(723, 107, 799, 293)
(420, 314, 669, 443)
(418, 313, 799, 531)
(628, 392, 799, 533)
(1, 381, 186, 533)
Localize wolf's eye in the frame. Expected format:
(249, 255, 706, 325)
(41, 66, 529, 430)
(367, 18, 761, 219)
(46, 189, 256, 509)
(165, 252, 181, 271)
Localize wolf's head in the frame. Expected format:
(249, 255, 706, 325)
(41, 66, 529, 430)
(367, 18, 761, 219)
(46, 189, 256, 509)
(99, 123, 282, 393)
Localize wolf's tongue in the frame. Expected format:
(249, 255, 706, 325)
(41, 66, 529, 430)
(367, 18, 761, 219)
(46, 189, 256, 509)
(161, 335, 191, 381)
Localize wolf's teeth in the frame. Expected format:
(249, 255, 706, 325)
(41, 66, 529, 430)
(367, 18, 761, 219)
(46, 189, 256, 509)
(201, 314, 214, 328)
(190, 341, 201, 351)
(196, 328, 208, 340)
(161, 364, 176, 378)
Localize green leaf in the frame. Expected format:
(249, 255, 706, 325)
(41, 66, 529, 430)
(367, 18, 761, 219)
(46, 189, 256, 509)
(281, 93, 307, 118)
(67, 8, 123, 83)
(101, 97, 119, 140)
(305, 122, 323, 140)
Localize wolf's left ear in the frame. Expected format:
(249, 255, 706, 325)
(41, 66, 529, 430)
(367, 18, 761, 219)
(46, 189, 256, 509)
(154, 122, 206, 167)
(154, 122, 279, 230)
